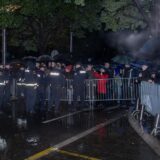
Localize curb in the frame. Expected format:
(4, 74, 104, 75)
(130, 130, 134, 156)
(128, 115, 160, 157)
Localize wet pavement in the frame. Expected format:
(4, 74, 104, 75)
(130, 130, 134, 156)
(0, 107, 159, 160)
(62, 119, 160, 160)
(39, 117, 160, 160)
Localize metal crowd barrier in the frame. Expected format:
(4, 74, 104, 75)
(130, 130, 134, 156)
(4, 77, 139, 118)
(60, 78, 139, 105)
(140, 81, 160, 136)
(85, 78, 139, 102)
(61, 79, 73, 104)
(14, 77, 139, 104)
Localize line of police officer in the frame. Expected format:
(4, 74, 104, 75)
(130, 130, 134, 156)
(0, 60, 88, 117)
(0, 59, 159, 117)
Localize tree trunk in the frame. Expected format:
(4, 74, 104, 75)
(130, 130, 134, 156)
(151, 0, 160, 37)
(36, 24, 49, 55)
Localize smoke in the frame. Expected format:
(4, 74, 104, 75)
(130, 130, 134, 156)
(104, 29, 160, 65)
(104, 30, 148, 54)
(124, 32, 147, 51)
(103, 1, 160, 65)
(118, 31, 150, 56)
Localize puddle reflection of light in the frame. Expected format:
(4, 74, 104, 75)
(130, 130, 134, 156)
(0, 137, 7, 151)
(17, 118, 27, 129)
(26, 135, 40, 146)
(78, 143, 84, 152)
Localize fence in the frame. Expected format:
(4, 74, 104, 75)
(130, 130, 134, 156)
(1, 77, 139, 119)
(85, 78, 139, 102)
(13, 77, 139, 104)
(136, 81, 160, 136)
(54, 78, 139, 109)
(7, 78, 160, 135)
(12, 78, 160, 136)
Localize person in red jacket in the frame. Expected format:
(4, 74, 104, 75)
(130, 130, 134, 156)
(93, 68, 109, 101)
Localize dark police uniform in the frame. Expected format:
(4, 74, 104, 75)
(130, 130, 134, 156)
(73, 67, 87, 109)
(24, 68, 37, 114)
(48, 68, 65, 114)
(36, 67, 47, 112)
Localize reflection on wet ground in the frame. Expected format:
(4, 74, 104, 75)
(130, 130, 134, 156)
(62, 119, 160, 160)
(0, 108, 159, 160)
(0, 108, 121, 160)
(41, 117, 160, 160)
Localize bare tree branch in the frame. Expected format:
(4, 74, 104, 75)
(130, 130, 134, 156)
(123, 13, 145, 22)
(132, 0, 150, 24)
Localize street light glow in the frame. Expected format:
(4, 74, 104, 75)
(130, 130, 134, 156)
(1, 4, 21, 66)
(0, 4, 21, 13)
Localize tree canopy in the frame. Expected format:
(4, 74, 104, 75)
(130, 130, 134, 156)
(101, 0, 160, 36)
(1, 0, 159, 54)
(0, 0, 101, 53)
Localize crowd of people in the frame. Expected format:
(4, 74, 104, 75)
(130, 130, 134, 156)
(0, 57, 159, 118)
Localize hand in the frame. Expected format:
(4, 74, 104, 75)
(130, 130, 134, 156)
(139, 73, 142, 77)
(148, 79, 153, 83)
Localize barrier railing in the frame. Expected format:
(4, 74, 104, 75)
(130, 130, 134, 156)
(139, 81, 160, 136)
(141, 81, 160, 116)
(6, 78, 160, 136)
(61, 79, 73, 104)
(85, 78, 139, 102)
(2, 77, 139, 118)
(14, 78, 139, 104)
(131, 81, 160, 136)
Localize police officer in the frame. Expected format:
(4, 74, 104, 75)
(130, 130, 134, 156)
(73, 62, 87, 110)
(48, 63, 65, 115)
(36, 64, 48, 114)
(23, 65, 37, 115)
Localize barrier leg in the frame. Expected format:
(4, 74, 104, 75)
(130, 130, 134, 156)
(89, 81, 94, 110)
(140, 105, 144, 122)
(89, 100, 94, 110)
(67, 89, 72, 105)
(136, 98, 139, 111)
(151, 114, 160, 136)
(132, 98, 140, 120)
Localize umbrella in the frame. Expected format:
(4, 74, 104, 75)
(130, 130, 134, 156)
(10, 60, 24, 69)
(23, 56, 37, 61)
(37, 55, 52, 62)
(53, 53, 73, 64)
(139, 37, 160, 54)
(112, 55, 134, 64)
(93, 65, 108, 72)
(132, 60, 152, 67)
(130, 62, 142, 69)
(22, 56, 37, 69)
